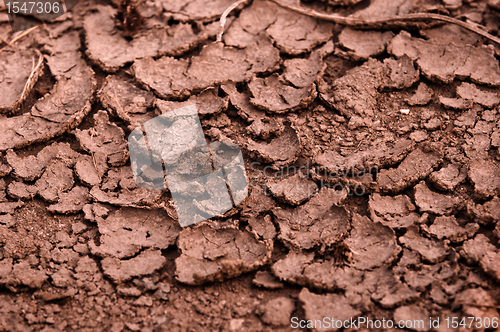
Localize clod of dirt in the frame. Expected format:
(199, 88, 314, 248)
(2, 261, 48, 288)
(36, 159, 75, 203)
(439, 96, 472, 110)
(132, 37, 280, 99)
(85, 5, 207, 72)
(388, 31, 500, 86)
(467, 197, 500, 225)
(249, 52, 323, 113)
(421, 216, 478, 242)
(405, 82, 433, 106)
(101, 248, 166, 283)
(0, 201, 24, 214)
(246, 215, 277, 242)
(75, 156, 102, 187)
(319, 58, 385, 118)
(156, 88, 229, 117)
(337, 28, 394, 60)
(479, 251, 500, 281)
(413, 182, 461, 215)
(429, 164, 467, 191)
(39, 30, 89, 79)
(299, 288, 361, 332)
(258, 297, 295, 327)
(221, 82, 266, 122)
(265, 8, 334, 55)
(456, 82, 500, 108)
(47, 186, 90, 214)
(224, 0, 334, 54)
(99, 75, 155, 126)
(460, 234, 497, 263)
(393, 305, 430, 332)
(247, 117, 285, 139)
(351, 0, 414, 19)
(90, 185, 162, 208)
(399, 226, 449, 263)
(315, 137, 414, 177)
(0, 48, 44, 113)
(247, 125, 301, 168)
(175, 223, 272, 285)
(369, 193, 419, 229)
(344, 214, 400, 270)
(161, 0, 238, 22)
(381, 55, 420, 90)
(467, 159, 500, 199)
(6, 142, 79, 181)
(266, 173, 318, 206)
(272, 187, 349, 251)
(377, 148, 442, 193)
(252, 271, 284, 289)
(75, 110, 129, 176)
(89, 208, 181, 259)
(0, 65, 96, 151)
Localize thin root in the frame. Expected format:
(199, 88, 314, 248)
(19, 52, 44, 102)
(217, 0, 250, 42)
(0, 25, 40, 54)
(269, 0, 500, 46)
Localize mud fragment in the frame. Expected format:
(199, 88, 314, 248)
(85, 5, 207, 72)
(422, 216, 478, 242)
(156, 88, 229, 117)
(429, 164, 467, 191)
(90, 208, 180, 259)
(247, 125, 301, 168)
(369, 193, 419, 229)
(161, 0, 237, 22)
(393, 305, 430, 332)
(101, 249, 166, 283)
(253, 271, 284, 289)
(266, 174, 318, 206)
(467, 197, 500, 224)
(175, 224, 272, 285)
(47, 186, 90, 214)
(259, 297, 295, 327)
(479, 251, 500, 282)
(0, 63, 95, 151)
(414, 182, 461, 215)
(468, 159, 500, 199)
(388, 31, 500, 86)
(249, 52, 322, 113)
(99, 75, 155, 126)
(377, 149, 442, 193)
(0, 48, 44, 113)
(460, 234, 497, 263)
(345, 214, 400, 269)
(405, 82, 433, 106)
(133, 37, 280, 99)
(299, 288, 361, 332)
(272, 188, 349, 251)
(337, 28, 394, 60)
(75, 156, 101, 187)
(381, 55, 419, 90)
(220, 82, 265, 122)
(319, 58, 385, 118)
(456, 82, 500, 108)
(399, 226, 449, 263)
(75, 110, 129, 171)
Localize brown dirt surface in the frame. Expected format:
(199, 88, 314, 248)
(0, 0, 500, 331)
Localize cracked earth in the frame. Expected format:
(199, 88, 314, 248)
(0, 0, 500, 331)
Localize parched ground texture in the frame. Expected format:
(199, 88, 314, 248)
(0, 0, 500, 331)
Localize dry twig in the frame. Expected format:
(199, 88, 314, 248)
(269, 0, 500, 46)
(217, 0, 250, 42)
(0, 25, 40, 54)
(19, 52, 44, 103)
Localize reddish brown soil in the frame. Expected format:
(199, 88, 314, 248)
(0, 0, 500, 331)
